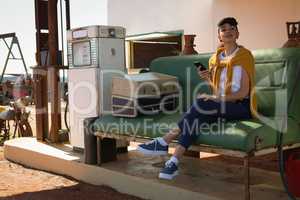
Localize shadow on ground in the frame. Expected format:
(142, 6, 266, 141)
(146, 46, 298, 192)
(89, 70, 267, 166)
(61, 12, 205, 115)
(0, 183, 145, 200)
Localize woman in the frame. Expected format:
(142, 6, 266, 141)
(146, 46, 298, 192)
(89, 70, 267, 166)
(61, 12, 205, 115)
(137, 17, 257, 180)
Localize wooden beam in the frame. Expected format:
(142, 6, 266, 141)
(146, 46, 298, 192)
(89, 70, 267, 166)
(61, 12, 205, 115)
(0, 33, 16, 39)
(48, 0, 61, 143)
(32, 66, 48, 140)
(244, 157, 250, 200)
(93, 132, 300, 158)
(93, 132, 249, 158)
(34, 0, 49, 140)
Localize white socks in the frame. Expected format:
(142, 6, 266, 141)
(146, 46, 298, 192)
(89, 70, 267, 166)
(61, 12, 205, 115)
(156, 138, 179, 166)
(157, 137, 168, 146)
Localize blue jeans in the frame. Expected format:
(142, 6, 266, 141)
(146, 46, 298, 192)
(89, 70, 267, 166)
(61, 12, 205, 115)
(177, 98, 251, 149)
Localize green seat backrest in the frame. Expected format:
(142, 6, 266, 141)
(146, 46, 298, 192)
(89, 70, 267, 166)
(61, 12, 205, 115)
(252, 48, 300, 121)
(149, 48, 300, 122)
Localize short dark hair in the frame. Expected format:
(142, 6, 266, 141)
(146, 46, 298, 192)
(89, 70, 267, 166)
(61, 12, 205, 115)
(218, 17, 238, 27)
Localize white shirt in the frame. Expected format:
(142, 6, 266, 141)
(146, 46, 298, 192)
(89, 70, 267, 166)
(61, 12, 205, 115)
(218, 47, 242, 96)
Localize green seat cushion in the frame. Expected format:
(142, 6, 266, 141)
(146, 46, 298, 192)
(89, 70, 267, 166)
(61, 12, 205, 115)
(92, 114, 300, 153)
(195, 117, 300, 153)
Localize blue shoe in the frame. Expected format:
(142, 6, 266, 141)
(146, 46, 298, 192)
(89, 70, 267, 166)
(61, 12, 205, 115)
(137, 138, 168, 156)
(159, 160, 179, 180)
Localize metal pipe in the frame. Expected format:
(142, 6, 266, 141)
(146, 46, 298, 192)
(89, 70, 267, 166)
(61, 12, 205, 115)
(65, 0, 70, 30)
(59, 0, 65, 84)
(15, 37, 28, 76)
(2, 38, 16, 58)
(0, 39, 14, 83)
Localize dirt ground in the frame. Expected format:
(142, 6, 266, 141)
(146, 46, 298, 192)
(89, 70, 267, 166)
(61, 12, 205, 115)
(0, 147, 145, 200)
(0, 143, 283, 200)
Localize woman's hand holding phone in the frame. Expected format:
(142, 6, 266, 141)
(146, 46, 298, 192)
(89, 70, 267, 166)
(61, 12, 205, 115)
(198, 69, 210, 80)
(194, 61, 210, 81)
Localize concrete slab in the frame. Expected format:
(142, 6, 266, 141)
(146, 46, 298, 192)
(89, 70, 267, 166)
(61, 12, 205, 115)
(4, 137, 289, 200)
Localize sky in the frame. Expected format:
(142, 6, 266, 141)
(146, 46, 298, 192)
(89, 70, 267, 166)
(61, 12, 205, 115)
(0, 0, 107, 74)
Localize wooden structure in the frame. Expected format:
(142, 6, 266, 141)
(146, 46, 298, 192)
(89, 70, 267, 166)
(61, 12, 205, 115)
(126, 32, 182, 69)
(33, 0, 70, 142)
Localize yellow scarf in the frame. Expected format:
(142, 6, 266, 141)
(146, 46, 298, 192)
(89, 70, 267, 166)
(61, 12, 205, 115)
(209, 46, 257, 117)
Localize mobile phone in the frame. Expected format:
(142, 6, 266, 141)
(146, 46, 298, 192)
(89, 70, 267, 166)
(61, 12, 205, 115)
(193, 61, 206, 71)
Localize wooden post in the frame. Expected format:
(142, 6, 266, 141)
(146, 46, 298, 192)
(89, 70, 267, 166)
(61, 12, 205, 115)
(32, 67, 48, 140)
(244, 156, 250, 200)
(34, 0, 49, 140)
(48, 0, 61, 142)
